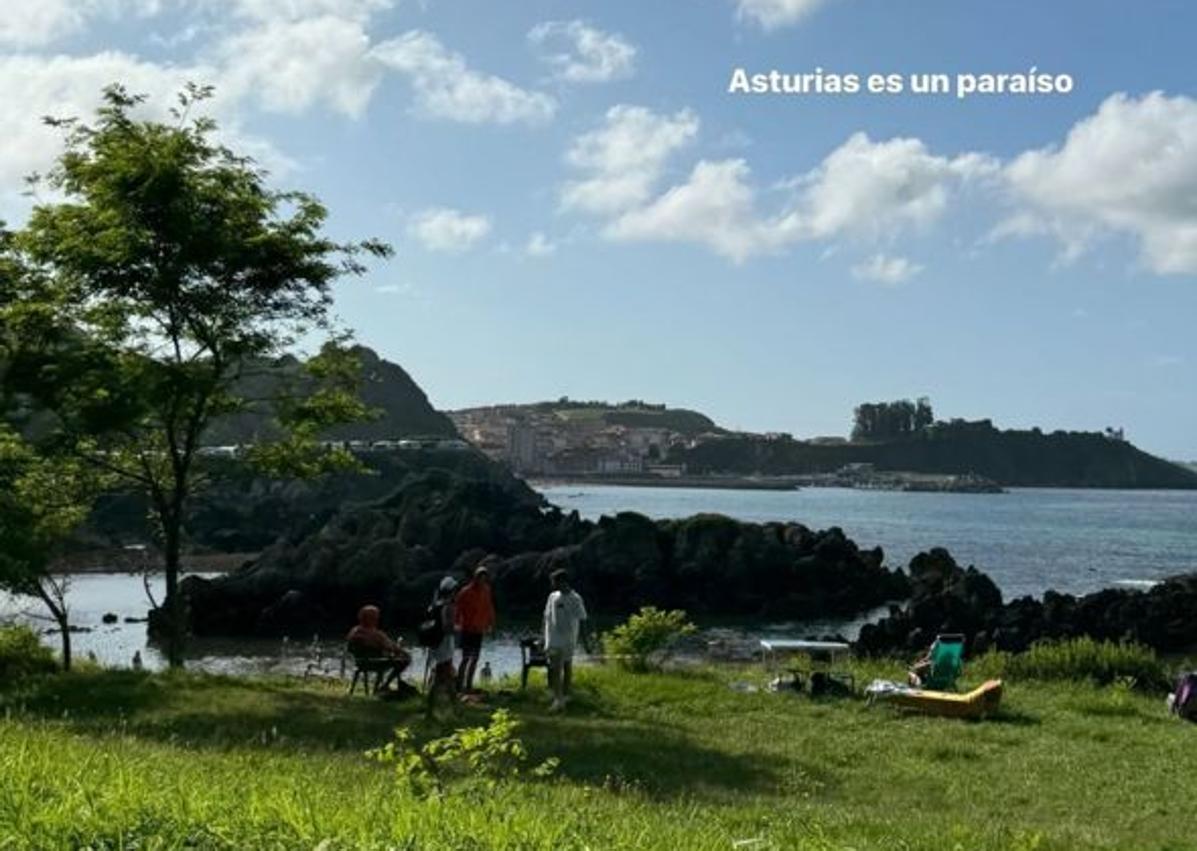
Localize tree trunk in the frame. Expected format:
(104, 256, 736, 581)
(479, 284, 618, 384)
(35, 584, 71, 672)
(58, 611, 72, 672)
(164, 518, 184, 668)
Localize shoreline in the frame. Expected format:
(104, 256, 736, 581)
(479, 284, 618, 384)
(528, 475, 799, 491)
(49, 549, 258, 575)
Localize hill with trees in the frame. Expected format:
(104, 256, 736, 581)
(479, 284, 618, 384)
(671, 399, 1197, 490)
(202, 346, 457, 445)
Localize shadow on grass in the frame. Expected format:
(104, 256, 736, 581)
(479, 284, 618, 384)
(2, 670, 787, 800)
(519, 712, 791, 799)
(2, 670, 408, 750)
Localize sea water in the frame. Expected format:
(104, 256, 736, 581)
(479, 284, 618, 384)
(4, 486, 1194, 674)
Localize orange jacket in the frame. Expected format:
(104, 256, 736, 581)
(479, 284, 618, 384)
(454, 580, 496, 633)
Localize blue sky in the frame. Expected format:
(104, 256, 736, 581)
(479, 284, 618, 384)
(3, 0, 1196, 457)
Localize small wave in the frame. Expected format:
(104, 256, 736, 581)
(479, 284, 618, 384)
(1113, 578, 1161, 589)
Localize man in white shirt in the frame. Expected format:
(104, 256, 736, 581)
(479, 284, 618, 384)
(543, 569, 589, 711)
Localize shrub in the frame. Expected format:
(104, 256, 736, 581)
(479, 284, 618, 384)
(0, 624, 57, 681)
(972, 637, 1169, 690)
(602, 606, 697, 672)
(366, 709, 557, 798)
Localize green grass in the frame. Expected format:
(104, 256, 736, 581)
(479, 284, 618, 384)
(1, 661, 1194, 850)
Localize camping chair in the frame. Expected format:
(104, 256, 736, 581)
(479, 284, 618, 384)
(519, 637, 549, 689)
(919, 634, 965, 691)
(346, 640, 398, 695)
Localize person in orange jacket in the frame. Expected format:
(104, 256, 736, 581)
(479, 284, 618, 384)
(454, 558, 498, 693)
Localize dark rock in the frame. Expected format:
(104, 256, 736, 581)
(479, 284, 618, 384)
(167, 466, 911, 637)
(855, 549, 1197, 657)
(101, 612, 119, 624)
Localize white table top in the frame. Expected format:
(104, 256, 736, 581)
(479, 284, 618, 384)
(760, 639, 851, 654)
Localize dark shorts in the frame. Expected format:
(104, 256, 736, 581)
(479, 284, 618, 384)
(458, 631, 483, 656)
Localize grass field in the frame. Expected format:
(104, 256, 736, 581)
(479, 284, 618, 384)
(1, 660, 1193, 850)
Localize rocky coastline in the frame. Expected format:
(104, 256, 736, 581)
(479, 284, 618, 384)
(149, 460, 1197, 658)
(154, 465, 908, 639)
(856, 547, 1197, 656)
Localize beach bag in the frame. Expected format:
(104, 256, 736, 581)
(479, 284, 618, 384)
(417, 603, 445, 648)
(1171, 672, 1197, 722)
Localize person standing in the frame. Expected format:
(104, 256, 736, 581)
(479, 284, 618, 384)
(425, 576, 458, 717)
(543, 569, 589, 711)
(454, 559, 497, 693)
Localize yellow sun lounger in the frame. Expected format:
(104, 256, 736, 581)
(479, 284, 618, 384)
(878, 678, 1004, 720)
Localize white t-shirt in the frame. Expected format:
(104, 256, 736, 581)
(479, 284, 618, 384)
(543, 589, 588, 655)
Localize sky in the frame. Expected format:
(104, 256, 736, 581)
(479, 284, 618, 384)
(2, 0, 1196, 458)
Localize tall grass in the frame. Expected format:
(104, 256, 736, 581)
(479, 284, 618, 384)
(2, 662, 1196, 848)
(971, 637, 1170, 689)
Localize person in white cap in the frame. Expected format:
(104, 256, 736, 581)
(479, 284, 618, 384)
(426, 575, 458, 717)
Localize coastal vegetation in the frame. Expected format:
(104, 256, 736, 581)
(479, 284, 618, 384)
(0, 86, 389, 665)
(1, 651, 1195, 849)
(672, 417, 1197, 489)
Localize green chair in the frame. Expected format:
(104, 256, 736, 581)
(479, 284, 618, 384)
(920, 634, 965, 691)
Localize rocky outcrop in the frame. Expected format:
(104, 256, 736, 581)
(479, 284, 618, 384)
(856, 548, 1197, 655)
(162, 467, 910, 638)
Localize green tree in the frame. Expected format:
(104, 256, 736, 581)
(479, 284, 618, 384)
(1, 84, 390, 667)
(0, 426, 108, 670)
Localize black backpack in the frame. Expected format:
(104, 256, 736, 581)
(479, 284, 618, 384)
(417, 603, 445, 648)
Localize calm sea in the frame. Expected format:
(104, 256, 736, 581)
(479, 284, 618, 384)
(537, 485, 1197, 600)
(5, 485, 1194, 672)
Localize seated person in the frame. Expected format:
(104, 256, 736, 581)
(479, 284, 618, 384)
(907, 634, 964, 689)
(346, 604, 411, 691)
(908, 647, 934, 687)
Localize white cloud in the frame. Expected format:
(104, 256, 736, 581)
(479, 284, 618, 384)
(0, 0, 163, 48)
(528, 20, 636, 83)
(0, 51, 203, 191)
(590, 126, 989, 263)
(375, 281, 415, 295)
(606, 159, 802, 262)
(408, 208, 492, 252)
(373, 31, 555, 124)
(797, 132, 996, 241)
(0, 47, 315, 212)
(230, 0, 393, 22)
(561, 105, 699, 215)
(1002, 92, 1197, 275)
(525, 232, 557, 257)
(216, 15, 382, 117)
(734, 0, 826, 30)
(851, 253, 924, 285)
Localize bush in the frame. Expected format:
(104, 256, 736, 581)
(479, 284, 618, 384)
(602, 606, 697, 672)
(972, 637, 1169, 690)
(0, 624, 57, 681)
(367, 709, 557, 798)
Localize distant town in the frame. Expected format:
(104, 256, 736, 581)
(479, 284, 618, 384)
(448, 401, 713, 479)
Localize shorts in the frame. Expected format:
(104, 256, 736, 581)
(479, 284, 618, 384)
(458, 631, 483, 656)
(547, 647, 574, 666)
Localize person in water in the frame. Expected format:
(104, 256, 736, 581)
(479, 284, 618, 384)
(346, 604, 411, 691)
(454, 558, 497, 693)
